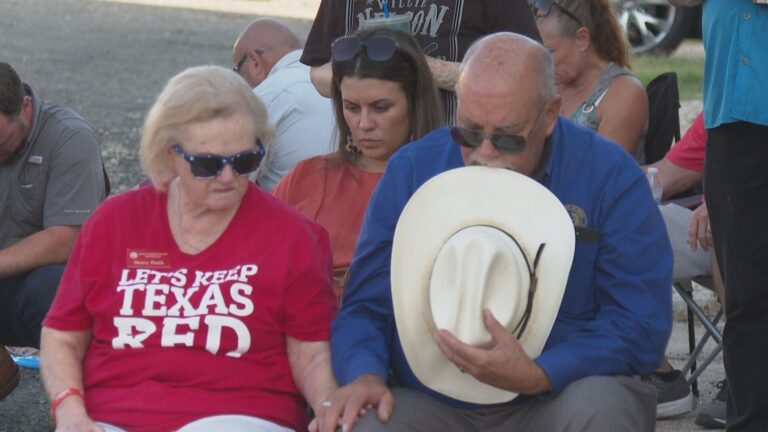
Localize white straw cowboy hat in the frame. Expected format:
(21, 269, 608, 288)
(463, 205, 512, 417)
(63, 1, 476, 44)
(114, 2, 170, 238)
(391, 166, 575, 404)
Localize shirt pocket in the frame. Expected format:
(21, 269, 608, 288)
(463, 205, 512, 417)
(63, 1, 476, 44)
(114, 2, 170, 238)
(11, 164, 46, 229)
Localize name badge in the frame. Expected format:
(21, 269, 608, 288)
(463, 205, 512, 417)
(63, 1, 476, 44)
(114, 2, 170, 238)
(126, 249, 172, 269)
(575, 226, 601, 243)
(27, 155, 43, 164)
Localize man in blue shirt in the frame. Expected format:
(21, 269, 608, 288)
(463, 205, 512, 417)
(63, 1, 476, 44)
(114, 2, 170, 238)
(699, 1, 768, 429)
(314, 33, 671, 432)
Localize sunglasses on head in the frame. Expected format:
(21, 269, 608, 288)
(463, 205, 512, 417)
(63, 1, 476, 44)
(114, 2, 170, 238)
(528, 0, 584, 26)
(450, 127, 528, 155)
(172, 141, 265, 178)
(331, 35, 400, 63)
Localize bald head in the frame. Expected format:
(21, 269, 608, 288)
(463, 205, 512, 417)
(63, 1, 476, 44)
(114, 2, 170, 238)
(233, 19, 302, 87)
(235, 18, 301, 57)
(456, 33, 555, 108)
(454, 34, 561, 177)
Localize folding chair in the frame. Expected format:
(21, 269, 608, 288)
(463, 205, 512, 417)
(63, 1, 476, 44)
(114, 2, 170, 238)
(644, 72, 681, 165)
(646, 73, 723, 396)
(673, 278, 724, 397)
(668, 194, 725, 398)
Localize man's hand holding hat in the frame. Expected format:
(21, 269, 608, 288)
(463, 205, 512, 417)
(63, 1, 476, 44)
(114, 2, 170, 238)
(435, 309, 553, 395)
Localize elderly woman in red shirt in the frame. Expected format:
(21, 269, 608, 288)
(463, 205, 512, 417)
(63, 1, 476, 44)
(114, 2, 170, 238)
(40, 65, 338, 432)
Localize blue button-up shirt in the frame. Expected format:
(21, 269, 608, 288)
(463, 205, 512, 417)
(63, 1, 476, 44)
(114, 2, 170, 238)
(703, 0, 768, 128)
(331, 119, 672, 408)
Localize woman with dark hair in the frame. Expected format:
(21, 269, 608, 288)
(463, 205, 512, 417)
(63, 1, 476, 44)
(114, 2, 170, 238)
(531, 0, 648, 161)
(274, 28, 443, 302)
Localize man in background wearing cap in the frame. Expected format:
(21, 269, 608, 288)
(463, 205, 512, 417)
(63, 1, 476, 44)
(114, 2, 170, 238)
(0, 63, 106, 399)
(313, 33, 672, 432)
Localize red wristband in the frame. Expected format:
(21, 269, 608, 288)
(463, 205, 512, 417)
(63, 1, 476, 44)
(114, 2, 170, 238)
(51, 387, 85, 425)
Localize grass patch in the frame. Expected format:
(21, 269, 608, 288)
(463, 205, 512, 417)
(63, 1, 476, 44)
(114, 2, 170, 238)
(632, 54, 704, 101)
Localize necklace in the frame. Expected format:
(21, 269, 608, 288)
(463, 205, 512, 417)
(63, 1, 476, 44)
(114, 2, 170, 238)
(174, 181, 203, 254)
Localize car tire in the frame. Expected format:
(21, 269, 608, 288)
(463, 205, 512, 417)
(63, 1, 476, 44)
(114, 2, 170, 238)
(613, 1, 699, 55)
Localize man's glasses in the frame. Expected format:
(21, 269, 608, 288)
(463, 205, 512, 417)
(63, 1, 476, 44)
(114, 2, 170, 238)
(233, 54, 248, 74)
(450, 127, 529, 155)
(528, 0, 584, 27)
(232, 49, 264, 74)
(452, 104, 548, 155)
(331, 35, 399, 63)
(172, 141, 265, 178)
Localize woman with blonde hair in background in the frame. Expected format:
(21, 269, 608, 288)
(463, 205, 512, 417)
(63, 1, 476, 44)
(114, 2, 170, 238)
(532, 0, 648, 162)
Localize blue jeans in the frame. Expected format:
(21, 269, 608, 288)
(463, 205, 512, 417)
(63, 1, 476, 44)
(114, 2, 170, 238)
(0, 264, 64, 348)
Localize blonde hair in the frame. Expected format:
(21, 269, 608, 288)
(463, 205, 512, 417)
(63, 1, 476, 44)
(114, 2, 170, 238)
(547, 0, 631, 69)
(140, 65, 273, 190)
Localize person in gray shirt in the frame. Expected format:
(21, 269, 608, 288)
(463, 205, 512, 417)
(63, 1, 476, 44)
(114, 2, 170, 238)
(0, 62, 106, 399)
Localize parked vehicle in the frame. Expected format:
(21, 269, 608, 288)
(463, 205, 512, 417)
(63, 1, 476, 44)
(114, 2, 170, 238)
(612, 0, 702, 55)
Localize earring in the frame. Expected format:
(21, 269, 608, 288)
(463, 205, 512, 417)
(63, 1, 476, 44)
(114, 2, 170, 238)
(346, 135, 360, 154)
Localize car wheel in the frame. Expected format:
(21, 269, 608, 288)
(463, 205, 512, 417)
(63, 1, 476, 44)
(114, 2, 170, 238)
(612, 0, 698, 55)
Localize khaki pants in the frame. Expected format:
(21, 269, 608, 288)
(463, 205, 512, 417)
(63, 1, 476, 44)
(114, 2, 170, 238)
(355, 375, 656, 432)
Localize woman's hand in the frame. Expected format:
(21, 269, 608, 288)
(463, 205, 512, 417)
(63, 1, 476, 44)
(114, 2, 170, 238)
(40, 329, 95, 432)
(54, 410, 103, 432)
(311, 375, 394, 432)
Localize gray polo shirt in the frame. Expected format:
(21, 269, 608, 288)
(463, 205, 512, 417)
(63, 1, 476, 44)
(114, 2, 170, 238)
(0, 85, 106, 249)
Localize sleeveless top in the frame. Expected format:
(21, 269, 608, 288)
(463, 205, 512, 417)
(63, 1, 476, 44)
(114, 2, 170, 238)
(570, 62, 646, 163)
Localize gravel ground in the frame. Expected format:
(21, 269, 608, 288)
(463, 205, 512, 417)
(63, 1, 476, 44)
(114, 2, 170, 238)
(2, 0, 314, 195)
(0, 1, 717, 430)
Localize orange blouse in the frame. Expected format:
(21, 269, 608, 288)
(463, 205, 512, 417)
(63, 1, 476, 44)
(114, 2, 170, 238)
(273, 155, 383, 301)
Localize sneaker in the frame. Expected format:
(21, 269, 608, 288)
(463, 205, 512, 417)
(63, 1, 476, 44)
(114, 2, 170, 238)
(0, 345, 21, 400)
(641, 369, 696, 418)
(695, 379, 727, 429)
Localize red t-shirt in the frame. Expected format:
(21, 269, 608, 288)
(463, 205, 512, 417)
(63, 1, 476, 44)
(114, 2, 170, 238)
(273, 156, 383, 300)
(667, 112, 706, 173)
(44, 183, 336, 432)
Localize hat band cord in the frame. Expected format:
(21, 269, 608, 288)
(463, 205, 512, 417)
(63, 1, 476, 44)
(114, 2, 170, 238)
(512, 242, 546, 339)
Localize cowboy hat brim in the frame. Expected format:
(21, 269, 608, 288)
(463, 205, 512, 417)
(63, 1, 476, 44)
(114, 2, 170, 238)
(391, 166, 575, 404)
